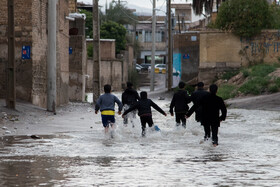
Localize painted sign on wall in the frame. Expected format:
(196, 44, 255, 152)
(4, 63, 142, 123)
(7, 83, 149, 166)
(22, 46, 31, 59)
(173, 53, 181, 88)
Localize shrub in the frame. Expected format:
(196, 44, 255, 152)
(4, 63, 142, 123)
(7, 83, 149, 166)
(221, 71, 239, 80)
(268, 84, 279, 93)
(217, 84, 237, 100)
(238, 76, 269, 95)
(241, 69, 250, 78)
(250, 64, 277, 77)
(87, 43, 93, 58)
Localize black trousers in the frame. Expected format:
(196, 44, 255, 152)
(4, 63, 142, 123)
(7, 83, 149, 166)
(203, 122, 219, 144)
(140, 116, 154, 132)
(175, 112, 186, 124)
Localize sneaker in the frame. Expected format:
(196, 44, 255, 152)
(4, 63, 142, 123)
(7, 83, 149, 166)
(182, 123, 186, 128)
(176, 123, 180, 127)
(142, 131, 146, 137)
(154, 125, 160, 131)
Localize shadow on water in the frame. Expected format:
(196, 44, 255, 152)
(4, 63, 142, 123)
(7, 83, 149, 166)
(187, 153, 228, 163)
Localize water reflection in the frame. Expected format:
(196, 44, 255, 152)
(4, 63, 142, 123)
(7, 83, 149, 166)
(0, 156, 66, 186)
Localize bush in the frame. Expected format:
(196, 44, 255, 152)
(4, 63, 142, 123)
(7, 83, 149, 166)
(217, 84, 237, 100)
(250, 64, 277, 77)
(87, 43, 93, 58)
(241, 69, 250, 78)
(238, 76, 269, 95)
(221, 71, 239, 80)
(268, 84, 279, 93)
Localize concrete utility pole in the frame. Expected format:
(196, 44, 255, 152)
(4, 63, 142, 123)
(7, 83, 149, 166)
(93, 0, 101, 103)
(47, 0, 57, 113)
(167, 0, 173, 90)
(7, 0, 16, 109)
(150, 0, 156, 91)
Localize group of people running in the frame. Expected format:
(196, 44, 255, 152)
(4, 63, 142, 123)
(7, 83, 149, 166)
(95, 81, 227, 146)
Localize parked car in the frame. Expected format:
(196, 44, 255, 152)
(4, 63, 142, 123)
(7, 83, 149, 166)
(135, 64, 143, 72)
(148, 64, 166, 73)
(140, 63, 151, 72)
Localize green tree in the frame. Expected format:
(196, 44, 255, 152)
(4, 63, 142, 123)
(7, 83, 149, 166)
(78, 9, 93, 38)
(100, 21, 127, 54)
(102, 2, 138, 26)
(269, 3, 280, 29)
(215, 0, 271, 37)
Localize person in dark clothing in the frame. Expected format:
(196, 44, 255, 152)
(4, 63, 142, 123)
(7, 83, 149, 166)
(122, 91, 167, 136)
(169, 81, 191, 128)
(121, 82, 140, 127)
(191, 82, 209, 122)
(190, 82, 210, 140)
(187, 84, 227, 146)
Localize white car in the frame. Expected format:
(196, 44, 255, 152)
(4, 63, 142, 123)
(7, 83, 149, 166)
(149, 64, 166, 73)
(135, 64, 143, 72)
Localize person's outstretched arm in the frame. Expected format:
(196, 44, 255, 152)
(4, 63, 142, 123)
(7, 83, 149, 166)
(151, 100, 167, 116)
(122, 102, 139, 117)
(114, 95, 123, 115)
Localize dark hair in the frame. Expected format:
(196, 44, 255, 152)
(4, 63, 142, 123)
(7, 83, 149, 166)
(140, 91, 147, 99)
(104, 84, 111, 93)
(197, 82, 204, 88)
(127, 82, 133, 88)
(209, 84, 218, 94)
(178, 81, 185, 89)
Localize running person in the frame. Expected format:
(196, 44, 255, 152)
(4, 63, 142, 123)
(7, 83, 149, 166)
(95, 84, 123, 134)
(122, 82, 140, 127)
(122, 91, 167, 136)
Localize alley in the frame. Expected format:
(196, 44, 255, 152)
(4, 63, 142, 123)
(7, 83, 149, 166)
(0, 92, 280, 186)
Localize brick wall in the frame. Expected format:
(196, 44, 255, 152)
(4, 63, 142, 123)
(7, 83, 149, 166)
(69, 35, 86, 101)
(0, 0, 70, 108)
(69, 18, 86, 102)
(69, 0, 77, 13)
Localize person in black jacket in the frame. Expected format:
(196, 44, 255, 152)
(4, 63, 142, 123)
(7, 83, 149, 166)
(191, 82, 210, 139)
(121, 82, 140, 127)
(122, 91, 167, 136)
(191, 82, 209, 123)
(186, 84, 227, 146)
(169, 81, 191, 128)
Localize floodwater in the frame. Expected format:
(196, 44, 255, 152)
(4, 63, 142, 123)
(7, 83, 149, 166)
(1, 98, 280, 186)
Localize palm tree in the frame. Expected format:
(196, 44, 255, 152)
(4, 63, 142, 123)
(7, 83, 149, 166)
(192, 0, 226, 15)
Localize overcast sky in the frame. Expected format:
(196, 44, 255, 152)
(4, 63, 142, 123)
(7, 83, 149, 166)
(77, 0, 192, 15)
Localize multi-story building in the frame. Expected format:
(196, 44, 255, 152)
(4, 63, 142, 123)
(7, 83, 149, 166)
(126, 15, 167, 65)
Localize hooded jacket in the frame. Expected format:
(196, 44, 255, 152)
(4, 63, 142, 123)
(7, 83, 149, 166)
(122, 88, 140, 106)
(169, 89, 191, 115)
(123, 98, 166, 117)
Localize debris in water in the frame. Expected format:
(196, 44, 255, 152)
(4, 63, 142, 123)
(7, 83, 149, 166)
(30, 135, 41, 139)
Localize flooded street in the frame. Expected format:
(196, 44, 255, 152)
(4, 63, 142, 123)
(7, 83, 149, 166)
(1, 97, 280, 186)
